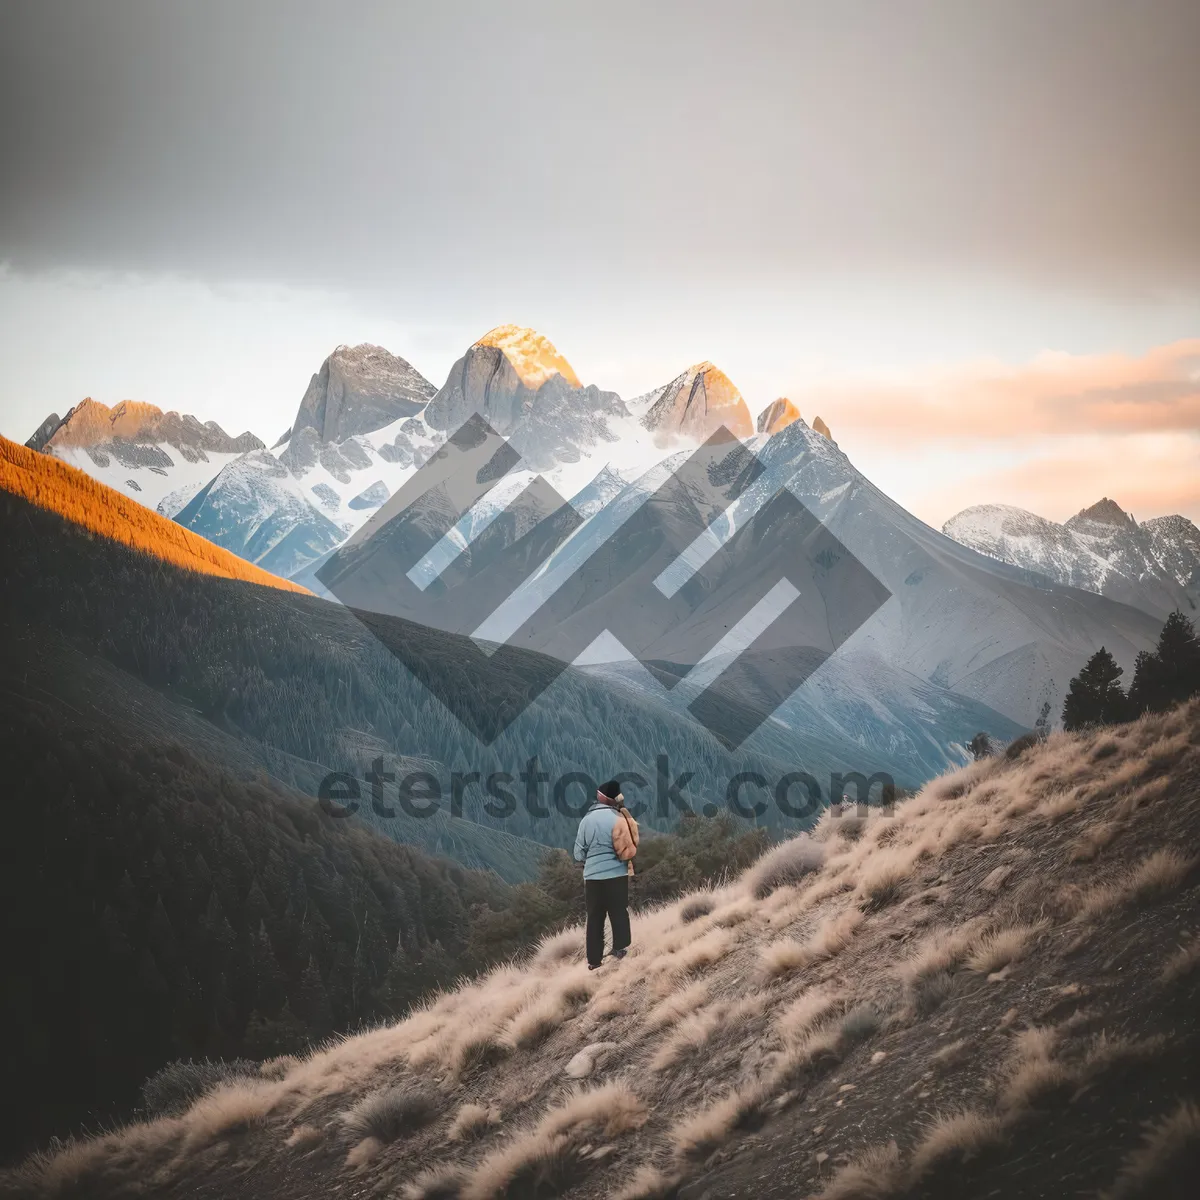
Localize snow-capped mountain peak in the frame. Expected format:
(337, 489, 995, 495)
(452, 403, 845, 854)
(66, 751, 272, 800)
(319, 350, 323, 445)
(635, 361, 755, 445)
(286, 343, 435, 445)
(1066, 496, 1136, 530)
(25, 396, 264, 516)
(757, 397, 802, 434)
(944, 500, 1200, 618)
(472, 325, 582, 390)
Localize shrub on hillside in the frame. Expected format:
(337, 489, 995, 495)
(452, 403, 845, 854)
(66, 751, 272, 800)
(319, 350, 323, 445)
(141, 1058, 258, 1118)
(745, 836, 824, 900)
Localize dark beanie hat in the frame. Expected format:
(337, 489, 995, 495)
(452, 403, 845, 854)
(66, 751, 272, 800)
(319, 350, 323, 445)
(598, 780, 622, 800)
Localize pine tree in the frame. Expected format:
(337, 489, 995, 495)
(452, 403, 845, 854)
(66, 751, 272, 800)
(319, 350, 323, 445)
(1062, 647, 1130, 731)
(1127, 649, 1157, 715)
(1128, 611, 1200, 714)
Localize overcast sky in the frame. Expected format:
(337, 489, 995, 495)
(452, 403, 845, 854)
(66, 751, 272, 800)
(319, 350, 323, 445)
(1, 0, 1198, 523)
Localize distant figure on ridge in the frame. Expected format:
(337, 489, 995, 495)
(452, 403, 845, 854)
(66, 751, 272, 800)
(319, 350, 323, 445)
(573, 780, 639, 970)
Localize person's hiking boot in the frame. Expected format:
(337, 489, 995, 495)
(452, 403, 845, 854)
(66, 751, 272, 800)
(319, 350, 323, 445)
(609, 947, 628, 960)
(587, 962, 603, 970)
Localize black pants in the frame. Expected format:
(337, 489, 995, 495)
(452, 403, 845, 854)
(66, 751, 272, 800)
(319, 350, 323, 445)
(585, 875, 631, 967)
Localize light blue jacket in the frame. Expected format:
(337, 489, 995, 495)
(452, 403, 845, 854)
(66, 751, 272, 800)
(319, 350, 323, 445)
(573, 802, 630, 880)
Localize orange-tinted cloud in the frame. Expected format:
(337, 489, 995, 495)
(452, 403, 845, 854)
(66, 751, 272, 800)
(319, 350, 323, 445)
(865, 431, 1200, 528)
(807, 339, 1200, 441)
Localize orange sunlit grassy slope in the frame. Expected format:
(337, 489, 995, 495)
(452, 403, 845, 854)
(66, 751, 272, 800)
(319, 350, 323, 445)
(0, 434, 309, 594)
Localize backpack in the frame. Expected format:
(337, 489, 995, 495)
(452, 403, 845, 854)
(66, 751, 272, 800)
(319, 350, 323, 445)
(612, 807, 640, 866)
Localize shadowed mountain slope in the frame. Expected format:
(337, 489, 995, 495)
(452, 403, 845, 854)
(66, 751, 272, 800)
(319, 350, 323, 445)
(0, 433, 307, 593)
(11, 702, 1197, 1199)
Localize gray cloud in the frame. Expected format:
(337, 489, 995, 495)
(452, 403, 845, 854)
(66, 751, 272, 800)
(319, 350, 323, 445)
(2, 0, 1199, 306)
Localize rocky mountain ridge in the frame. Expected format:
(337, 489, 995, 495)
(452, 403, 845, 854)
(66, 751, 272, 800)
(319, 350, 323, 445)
(944, 499, 1200, 618)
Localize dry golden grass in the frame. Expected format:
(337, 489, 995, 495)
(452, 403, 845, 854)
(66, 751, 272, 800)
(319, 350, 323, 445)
(342, 1085, 439, 1144)
(762, 907, 863, 978)
(610, 1164, 681, 1200)
(965, 922, 1045, 974)
(283, 1124, 322, 1149)
(448, 1102, 500, 1142)
(1102, 1100, 1200, 1199)
(775, 986, 847, 1045)
(817, 1141, 903, 1198)
(345, 1136, 383, 1170)
(900, 917, 988, 985)
(1071, 820, 1120, 861)
(644, 979, 711, 1030)
(856, 844, 923, 907)
(1000, 1026, 1071, 1112)
(908, 1110, 1008, 1178)
(745, 835, 824, 899)
(930, 1038, 970, 1071)
(460, 1084, 645, 1200)
(0, 433, 307, 593)
(177, 1080, 278, 1152)
(1160, 936, 1200, 985)
(19, 701, 1200, 1200)
(670, 1082, 767, 1161)
(650, 1004, 729, 1071)
(403, 1164, 469, 1198)
(1077, 849, 1196, 920)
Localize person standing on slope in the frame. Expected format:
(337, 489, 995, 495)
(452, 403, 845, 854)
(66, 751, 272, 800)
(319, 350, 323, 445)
(573, 779, 639, 970)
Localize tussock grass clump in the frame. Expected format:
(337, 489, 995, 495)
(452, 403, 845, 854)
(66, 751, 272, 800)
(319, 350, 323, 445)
(1160, 937, 1200, 986)
(651, 1005, 728, 1072)
(911, 969, 956, 1015)
(343, 1086, 440, 1145)
(610, 1164, 681, 1200)
(909, 1110, 1008, 1178)
(1071, 820, 1120, 861)
(1077, 849, 1196, 920)
(965, 922, 1045, 974)
(284, 1123, 323, 1149)
(670, 1082, 767, 1161)
(1005, 732, 1040, 760)
(776, 986, 846, 1044)
(452, 1031, 511, 1076)
(403, 1164, 469, 1198)
(1103, 1100, 1200, 1199)
(899, 918, 988, 1011)
(503, 991, 576, 1050)
(818, 1140, 903, 1198)
(930, 1038, 970, 1072)
(645, 979, 710, 1030)
(532, 927, 582, 966)
(178, 1078, 280, 1151)
(680, 894, 716, 924)
(650, 927, 736, 997)
(760, 909, 862, 979)
(448, 1102, 500, 1141)
(141, 1057, 258, 1118)
(745, 836, 824, 899)
(840, 1003, 882, 1046)
(711, 898, 754, 928)
(462, 1084, 645, 1200)
(857, 846, 920, 908)
(1000, 1027, 1072, 1112)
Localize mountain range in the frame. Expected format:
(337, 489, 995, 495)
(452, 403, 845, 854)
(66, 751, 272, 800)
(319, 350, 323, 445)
(21, 326, 1179, 738)
(943, 499, 1200, 618)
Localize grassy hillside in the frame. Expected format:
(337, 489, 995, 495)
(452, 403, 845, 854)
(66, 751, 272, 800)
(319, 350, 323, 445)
(0, 433, 307, 593)
(9, 702, 1197, 1199)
